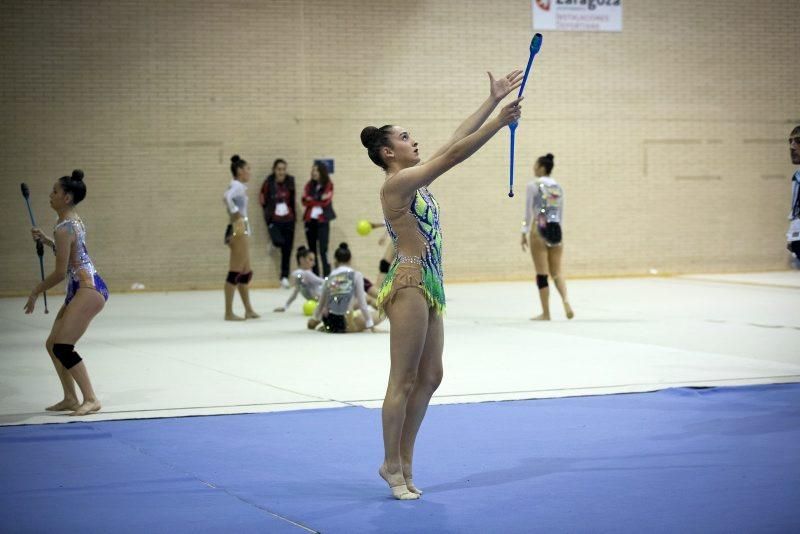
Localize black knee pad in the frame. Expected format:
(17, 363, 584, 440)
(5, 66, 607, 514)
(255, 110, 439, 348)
(536, 274, 549, 289)
(226, 271, 240, 284)
(53, 343, 82, 369)
(237, 271, 253, 284)
(379, 259, 391, 274)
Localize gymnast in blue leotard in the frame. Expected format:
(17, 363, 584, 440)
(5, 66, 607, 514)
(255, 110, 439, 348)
(26, 170, 108, 417)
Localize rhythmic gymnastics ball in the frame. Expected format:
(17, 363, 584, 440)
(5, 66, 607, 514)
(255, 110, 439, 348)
(303, 299, 318, 316)
(356, 220, 372, 236)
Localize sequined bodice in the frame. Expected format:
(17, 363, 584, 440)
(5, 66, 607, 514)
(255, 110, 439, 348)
(55, 218, 99, 283)
(534, 180, 563, 224)
(223, 179, 248, 219)
(383, 187, 443, 280)
(326, 269, 356, 315)
(293, 269, 322, 301)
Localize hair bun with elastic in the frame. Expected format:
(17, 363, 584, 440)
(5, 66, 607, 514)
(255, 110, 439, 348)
(545, 153, 554, 161)
(71, 169, 85, 182)
(360, 127, 379, 148)
(338, 242, 349, 250)
(231, 155, 241, 163)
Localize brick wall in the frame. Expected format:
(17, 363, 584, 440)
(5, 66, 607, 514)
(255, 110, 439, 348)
(1, 0, 797, 296)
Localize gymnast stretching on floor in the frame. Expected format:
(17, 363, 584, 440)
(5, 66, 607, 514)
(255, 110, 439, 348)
(274, 246, 323, 312)
(307, 242, 382, 333)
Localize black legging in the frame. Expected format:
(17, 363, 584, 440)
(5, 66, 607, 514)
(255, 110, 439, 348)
(270, 221, 295, 279)
(305, 220, 330, 276)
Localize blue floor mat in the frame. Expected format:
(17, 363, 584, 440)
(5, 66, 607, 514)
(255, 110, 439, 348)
(2, 384, 799, 533)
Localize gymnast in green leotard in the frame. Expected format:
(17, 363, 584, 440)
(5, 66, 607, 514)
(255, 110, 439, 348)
(360, 68, 525, 500)
(376, 186, 445, 314)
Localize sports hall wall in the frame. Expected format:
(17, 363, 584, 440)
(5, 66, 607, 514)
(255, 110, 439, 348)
(1, 0, 797, 295)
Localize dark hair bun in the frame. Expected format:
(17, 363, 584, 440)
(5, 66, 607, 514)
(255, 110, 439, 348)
(71, 169, 84, 181)
(296, 246, 308, 254)
(231, 155, 241, 163)
(544, 153, 554, 161)
(360, 127, 380, 148)
(338, 242, 349, 250)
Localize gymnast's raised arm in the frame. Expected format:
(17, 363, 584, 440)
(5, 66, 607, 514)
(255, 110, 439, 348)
(426, 70, 523, 161)
(366, 98, 522, 207)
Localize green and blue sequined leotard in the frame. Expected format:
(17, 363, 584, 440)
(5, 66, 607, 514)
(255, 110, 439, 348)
(377, 186, 445, 314)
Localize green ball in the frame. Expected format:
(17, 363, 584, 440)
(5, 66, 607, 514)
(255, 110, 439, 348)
(303, 299, 318, 316)
(356, 220, 372, 236)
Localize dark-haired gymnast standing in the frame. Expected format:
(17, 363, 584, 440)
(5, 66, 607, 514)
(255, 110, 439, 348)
(223, 155, 260, 321)
(26, 170, 108, 416)
(360, 69, 524, 499)
(521, 153, 574, 320)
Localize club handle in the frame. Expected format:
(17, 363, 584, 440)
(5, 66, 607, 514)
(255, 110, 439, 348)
(21, 193, 37, 227)
(38, 255, 49, 314)
(508, 125, 517, 197)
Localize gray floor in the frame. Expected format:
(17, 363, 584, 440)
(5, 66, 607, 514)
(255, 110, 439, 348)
(1, 272, 798, 426)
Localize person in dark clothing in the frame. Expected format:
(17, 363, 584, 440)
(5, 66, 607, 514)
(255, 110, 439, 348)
(302, 161, 336, 277)
(260, 158, 297, 288)
(787, 125, 800, 262)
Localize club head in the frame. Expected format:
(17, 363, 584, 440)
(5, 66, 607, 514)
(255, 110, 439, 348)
(531, 33, 543, 54)
(20, 183, 30, 199)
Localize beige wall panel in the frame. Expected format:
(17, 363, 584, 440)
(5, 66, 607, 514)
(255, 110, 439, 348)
(1, 0, 797, 295)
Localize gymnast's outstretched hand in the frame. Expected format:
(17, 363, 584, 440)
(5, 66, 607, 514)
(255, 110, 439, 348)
(489, 70, 524, 102)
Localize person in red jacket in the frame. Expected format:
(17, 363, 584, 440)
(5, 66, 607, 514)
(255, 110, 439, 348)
(259, 158, 297, 288)
(302, 161, 336, 276)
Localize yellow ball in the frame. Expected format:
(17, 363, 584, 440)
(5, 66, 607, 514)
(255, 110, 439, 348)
(303, 299, 318, 317)
(356, 220, 372, 236)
